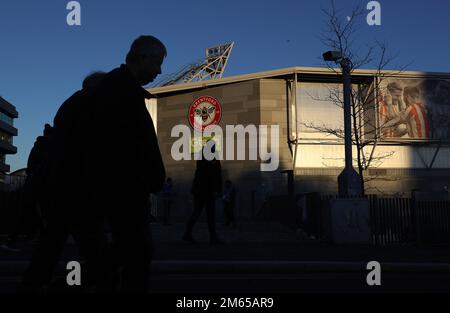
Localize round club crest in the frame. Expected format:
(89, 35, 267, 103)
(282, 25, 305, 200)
(188, 96, 222, 131)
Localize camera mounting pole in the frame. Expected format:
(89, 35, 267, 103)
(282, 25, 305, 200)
(323, 51, 362, 197)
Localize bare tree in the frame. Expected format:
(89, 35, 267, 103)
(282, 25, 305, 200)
(301, 0, 408, 195)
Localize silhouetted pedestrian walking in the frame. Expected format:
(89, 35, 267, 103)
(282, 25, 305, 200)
(222, 179, 236, 227)
(2, 126, 54, 253)
(84, 35, 166, 292)
(183, 143, 224, 245)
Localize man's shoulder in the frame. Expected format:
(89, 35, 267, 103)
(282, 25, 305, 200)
(33, 136, 45, 146)
(31, 135, 50, 152)
(59, 89, 85, 107)
(54, 89, 88, 125)
(93, 67, 122, 92)
(94, 67, 137, 98)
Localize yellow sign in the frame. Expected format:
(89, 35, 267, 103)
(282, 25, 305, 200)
(190, 134, 222, 154)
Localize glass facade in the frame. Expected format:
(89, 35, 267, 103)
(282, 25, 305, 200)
(297, 82, 344, 137)
(296, 81, 375, 141)
(0, 112, 14, 126)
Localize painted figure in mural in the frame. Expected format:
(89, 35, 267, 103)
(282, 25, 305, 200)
(402, 86, 430, 138)
(380, 82, 407, 138)
(387, 82, 406, 113)
(383, 86, 430, 139)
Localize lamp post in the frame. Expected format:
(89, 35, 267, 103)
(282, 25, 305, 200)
(323, 51, 362, 197)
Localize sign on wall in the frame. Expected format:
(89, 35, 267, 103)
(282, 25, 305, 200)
(190, 134, 223, 154)
(188, 96, 222, 131)
(188, 96, 223, 153)
(379, 79, 450, 140)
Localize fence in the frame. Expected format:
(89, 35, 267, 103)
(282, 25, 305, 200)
(415, 200, 450, 245)
(369, 197, 415, 245)
(266, 193, 450, 246)
(2, 187, 450, 246)
(367, 196, 450, 246)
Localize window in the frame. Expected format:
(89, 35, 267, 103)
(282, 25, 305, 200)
(0, 131, 12, 144)
(296, 81, 374, 141)
(0, 112, 14, 126)
(296, 82, 345, 139)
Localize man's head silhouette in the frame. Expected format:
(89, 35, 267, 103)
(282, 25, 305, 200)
(126, 35, 167, 86)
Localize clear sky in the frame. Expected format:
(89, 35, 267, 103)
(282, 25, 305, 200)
(1, 0, 449, 171)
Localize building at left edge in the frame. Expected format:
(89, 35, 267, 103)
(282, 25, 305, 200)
(0, 96, 18, 189)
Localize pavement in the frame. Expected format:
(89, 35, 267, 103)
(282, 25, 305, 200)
(1, 221, 450, 293)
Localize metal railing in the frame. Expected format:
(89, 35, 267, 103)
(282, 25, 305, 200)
(263, 193, 450, 246)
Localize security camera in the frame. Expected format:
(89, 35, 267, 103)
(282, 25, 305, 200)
(322, 51, 343, 62)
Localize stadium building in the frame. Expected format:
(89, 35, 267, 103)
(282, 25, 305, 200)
(146, 66, 450, 219)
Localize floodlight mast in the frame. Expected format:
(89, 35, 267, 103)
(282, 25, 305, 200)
(156, 42, 235, 87)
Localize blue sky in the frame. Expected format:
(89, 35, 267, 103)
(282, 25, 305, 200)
(1, 0, 449, 171)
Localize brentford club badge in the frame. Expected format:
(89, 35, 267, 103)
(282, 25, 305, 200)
(188, 96, 222, 131)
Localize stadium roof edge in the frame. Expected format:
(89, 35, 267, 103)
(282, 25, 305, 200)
(147, 66, 450, 96)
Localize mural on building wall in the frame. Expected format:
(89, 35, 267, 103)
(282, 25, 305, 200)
(379, 79, 450, 140)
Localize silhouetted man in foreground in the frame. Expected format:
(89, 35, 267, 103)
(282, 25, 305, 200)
(84, 35, 166, 292)
(183, 143, 224, 245)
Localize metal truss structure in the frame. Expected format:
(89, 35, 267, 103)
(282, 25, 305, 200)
(153, 42, 234, 87)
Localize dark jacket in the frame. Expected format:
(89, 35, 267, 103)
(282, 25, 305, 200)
(191, 158, 222, 196)
(21, 90, 93, 220)
(50, 90, 92, 200)
(85, 64, 165, 199)
(54, 90, 84, 134)
(26, 135, 53, 177)
(25, 133, 54, 202)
